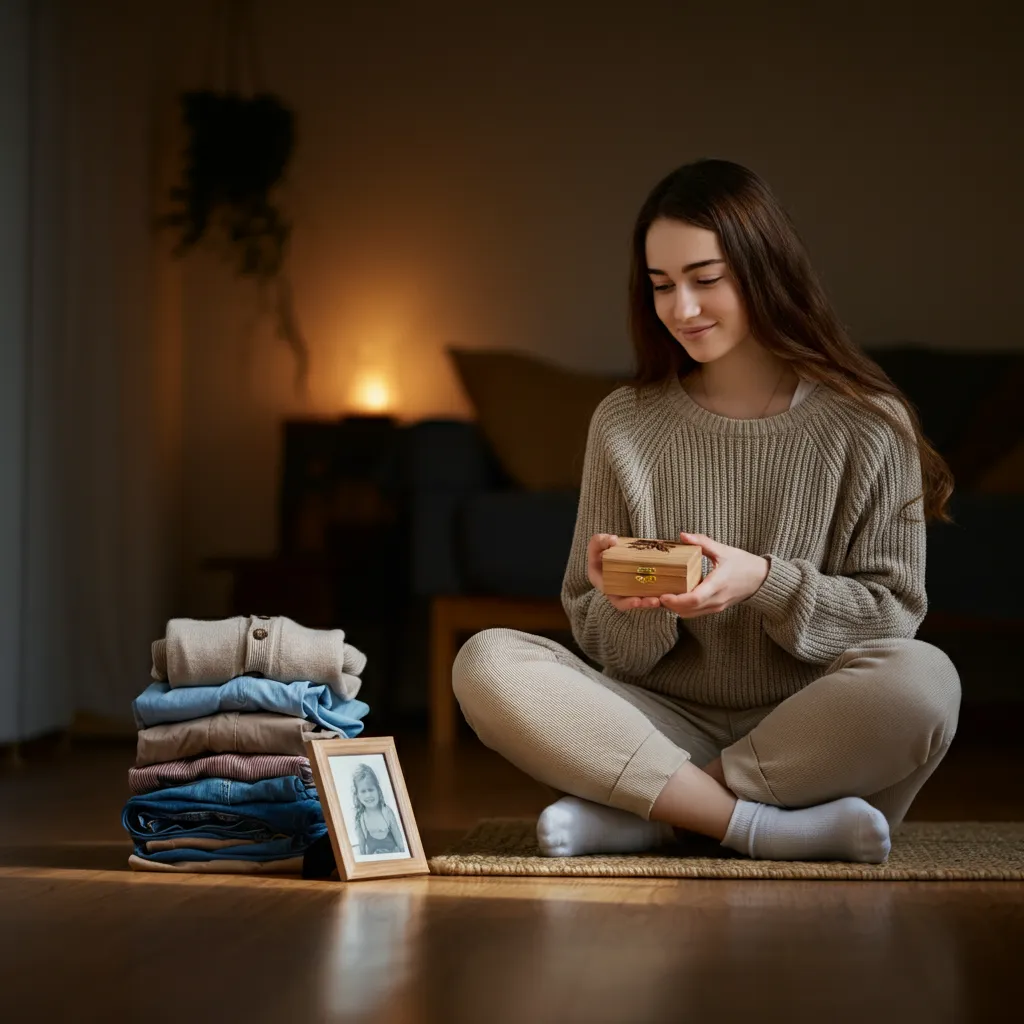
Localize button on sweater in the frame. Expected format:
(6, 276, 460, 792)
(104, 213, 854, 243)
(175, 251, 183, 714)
(560, 376, 927, 709)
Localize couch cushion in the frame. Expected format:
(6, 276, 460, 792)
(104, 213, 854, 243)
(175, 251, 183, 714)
(942, 353, 1024, 488)
(448, 347, 626, 492)
(455, 491, 580, 597)
(869, 346, 1021, 468)
(925, 493, 1024, 617)
(975, 440, 1024, 494)
(401, 419, 507, 489)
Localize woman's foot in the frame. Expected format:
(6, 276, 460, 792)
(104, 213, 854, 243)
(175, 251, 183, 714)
(722, 795, 891, 863)
(536, 796, 675, 857)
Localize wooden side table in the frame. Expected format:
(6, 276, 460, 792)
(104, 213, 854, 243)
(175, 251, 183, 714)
(429, 594, 570, 748)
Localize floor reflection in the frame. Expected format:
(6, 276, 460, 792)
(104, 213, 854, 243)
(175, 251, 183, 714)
(320, 883, 428, 1021)
(409, 881, 969, 1024)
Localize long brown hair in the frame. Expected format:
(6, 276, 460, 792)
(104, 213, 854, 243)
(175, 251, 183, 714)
(627, 159, 953, 524)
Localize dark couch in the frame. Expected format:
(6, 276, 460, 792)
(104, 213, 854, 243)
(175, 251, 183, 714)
(406, 347, 1023, 619)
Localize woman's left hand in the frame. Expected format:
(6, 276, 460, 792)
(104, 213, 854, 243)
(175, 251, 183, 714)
(659, 531, 770, 618)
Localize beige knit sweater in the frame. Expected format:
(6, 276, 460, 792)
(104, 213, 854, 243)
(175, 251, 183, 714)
(561, 376, 927, 709)
(151, 615, 367, 698)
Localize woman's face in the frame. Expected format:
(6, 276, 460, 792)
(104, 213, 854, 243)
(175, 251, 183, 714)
(356, 780, 379, 808)
(644, 218, 751, 365)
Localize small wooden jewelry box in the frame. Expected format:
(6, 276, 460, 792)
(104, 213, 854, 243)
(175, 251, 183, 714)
(601, 537, 702, 597)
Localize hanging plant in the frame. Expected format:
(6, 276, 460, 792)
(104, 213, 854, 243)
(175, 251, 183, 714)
(158, 2, 309, 392)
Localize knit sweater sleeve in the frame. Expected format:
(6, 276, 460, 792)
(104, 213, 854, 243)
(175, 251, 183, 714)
(560, 393, 680, 679)
(744, 398, 928, 664)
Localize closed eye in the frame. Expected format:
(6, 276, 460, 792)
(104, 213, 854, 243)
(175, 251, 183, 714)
(653, 277, 722, 292)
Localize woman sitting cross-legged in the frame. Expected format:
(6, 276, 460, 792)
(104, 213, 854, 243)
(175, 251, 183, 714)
(452, 158, 960, 864)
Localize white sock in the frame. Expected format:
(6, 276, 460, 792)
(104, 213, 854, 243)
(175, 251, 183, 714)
(722, 796, 891, 863)
(536, 796, 675, 857)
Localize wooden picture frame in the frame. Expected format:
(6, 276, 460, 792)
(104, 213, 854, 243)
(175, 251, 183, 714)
(305, 736, 430, 881)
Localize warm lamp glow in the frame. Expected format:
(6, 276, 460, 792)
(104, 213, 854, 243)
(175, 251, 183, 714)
(351, 372, 393, 414)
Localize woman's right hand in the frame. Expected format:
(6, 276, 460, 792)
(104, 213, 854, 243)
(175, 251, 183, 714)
(587, 533, 663, 612)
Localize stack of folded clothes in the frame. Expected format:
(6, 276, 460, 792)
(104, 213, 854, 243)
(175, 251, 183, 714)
(122, 614, 370, 875)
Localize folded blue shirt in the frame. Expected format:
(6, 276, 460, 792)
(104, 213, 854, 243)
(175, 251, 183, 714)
(132, 676, 369, 736)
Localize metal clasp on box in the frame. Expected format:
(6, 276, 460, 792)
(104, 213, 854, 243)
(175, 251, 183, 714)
(635, 566, 657, 584)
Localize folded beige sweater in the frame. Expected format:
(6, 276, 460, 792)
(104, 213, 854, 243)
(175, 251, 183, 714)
(128, 854, 304, 875)
(150, 615, 367, 694)
(145, 837, 259, 853)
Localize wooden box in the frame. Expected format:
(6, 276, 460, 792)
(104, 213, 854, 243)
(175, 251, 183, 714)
(601, 538, 702, 597)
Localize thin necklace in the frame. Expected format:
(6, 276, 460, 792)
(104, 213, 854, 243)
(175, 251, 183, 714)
(698, 365, 788, 418)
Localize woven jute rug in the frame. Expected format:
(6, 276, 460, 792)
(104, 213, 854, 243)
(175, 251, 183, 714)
(428, 818, 1024, 881)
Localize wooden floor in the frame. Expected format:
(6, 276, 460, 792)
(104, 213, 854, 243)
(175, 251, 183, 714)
(0, 704, 1022, 1024)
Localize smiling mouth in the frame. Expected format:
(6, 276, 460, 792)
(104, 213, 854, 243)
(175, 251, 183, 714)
(680, 324, 715, 336)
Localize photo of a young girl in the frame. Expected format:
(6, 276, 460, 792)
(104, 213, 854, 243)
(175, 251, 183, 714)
(347, 761, 407, 859)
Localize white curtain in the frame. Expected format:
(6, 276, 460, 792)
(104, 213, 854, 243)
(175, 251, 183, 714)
(0, 0, 182, 742)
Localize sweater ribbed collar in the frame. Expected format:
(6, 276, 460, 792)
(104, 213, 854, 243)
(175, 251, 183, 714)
(663, 374, 832, 437)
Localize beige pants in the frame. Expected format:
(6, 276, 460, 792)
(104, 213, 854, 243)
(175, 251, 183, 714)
(452, 629, 961, 830)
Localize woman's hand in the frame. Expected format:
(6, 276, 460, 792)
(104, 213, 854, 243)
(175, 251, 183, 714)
(587, 533, 664, 612)
(659, 531, 770, 619)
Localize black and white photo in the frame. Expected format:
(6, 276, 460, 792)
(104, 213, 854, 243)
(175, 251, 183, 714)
(305, 736, 429, 881)
(330, 753, 409, 861)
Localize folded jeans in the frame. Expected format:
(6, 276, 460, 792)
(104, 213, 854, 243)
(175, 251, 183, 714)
(134, 833, 323, 863)
(122, 778, 325, 849)
(127, 774, 319, 806)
